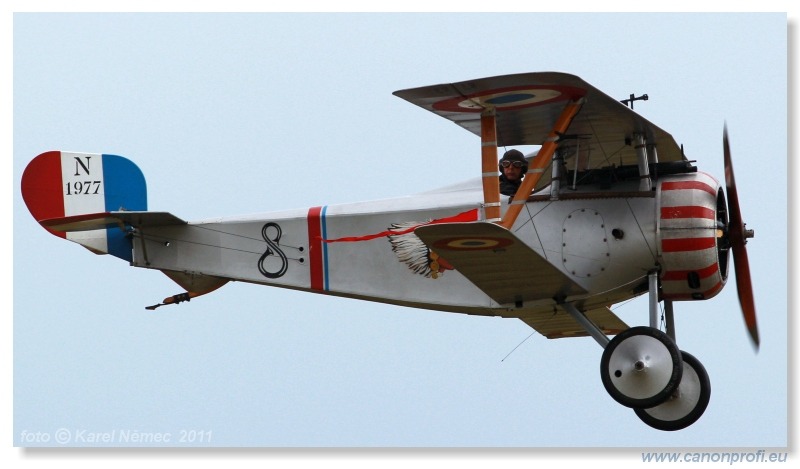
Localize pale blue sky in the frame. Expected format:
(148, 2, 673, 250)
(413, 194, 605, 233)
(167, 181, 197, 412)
(7, 7, 793, 463)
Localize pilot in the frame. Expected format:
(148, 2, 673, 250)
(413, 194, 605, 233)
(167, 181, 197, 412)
(499, 149, 528, 197)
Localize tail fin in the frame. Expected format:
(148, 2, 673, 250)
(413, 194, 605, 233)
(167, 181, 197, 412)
(21, 151, 147, 262)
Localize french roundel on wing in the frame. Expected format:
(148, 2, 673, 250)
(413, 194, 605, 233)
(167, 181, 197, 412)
(432, 236, 514, 251)
(432, 84, 585, 113)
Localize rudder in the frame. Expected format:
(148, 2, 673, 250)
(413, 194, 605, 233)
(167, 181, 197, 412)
(21, 151, 147, 262)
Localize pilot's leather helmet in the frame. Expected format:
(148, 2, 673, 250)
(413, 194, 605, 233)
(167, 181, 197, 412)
(499, 149, 528, 174)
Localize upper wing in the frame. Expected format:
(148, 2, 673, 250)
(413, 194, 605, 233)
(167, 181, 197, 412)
(393, 72, 687, 190)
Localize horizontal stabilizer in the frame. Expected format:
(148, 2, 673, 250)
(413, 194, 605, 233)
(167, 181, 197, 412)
(40, 211, 186, 232)
(521, 307, 628, 340)
(414, 221, 586, 306)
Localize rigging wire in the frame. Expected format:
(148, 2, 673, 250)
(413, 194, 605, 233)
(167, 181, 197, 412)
(132, 228, 307, 263)
(501, 330, 536, 362)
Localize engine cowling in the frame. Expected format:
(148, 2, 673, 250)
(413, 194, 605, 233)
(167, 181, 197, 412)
(657, 172, 730, 300)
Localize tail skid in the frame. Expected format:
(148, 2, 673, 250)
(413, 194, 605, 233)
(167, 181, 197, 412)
(147, 270, 230, 310)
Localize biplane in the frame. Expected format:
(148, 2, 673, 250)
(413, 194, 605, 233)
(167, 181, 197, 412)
(21, 72, 758, 431)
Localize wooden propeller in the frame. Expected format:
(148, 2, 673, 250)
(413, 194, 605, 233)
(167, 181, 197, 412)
(723, 124, 759, 350)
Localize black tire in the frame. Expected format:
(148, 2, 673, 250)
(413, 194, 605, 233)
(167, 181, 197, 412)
(634, 351, 711, 431)
(600, 326, 683, 408)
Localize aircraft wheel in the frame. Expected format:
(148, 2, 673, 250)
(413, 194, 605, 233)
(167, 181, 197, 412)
(600, 326, 682, 409)
(634, 351, 711, 431)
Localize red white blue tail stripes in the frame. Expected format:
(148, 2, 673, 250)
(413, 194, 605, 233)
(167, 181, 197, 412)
(21, 151, 147, 261)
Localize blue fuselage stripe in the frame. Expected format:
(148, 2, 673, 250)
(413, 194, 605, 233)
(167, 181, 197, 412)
(321, 206, 329, 291)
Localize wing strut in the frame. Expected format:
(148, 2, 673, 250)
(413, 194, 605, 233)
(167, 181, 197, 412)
(498, 97, 585, 229)
(481, 111, 502, 222)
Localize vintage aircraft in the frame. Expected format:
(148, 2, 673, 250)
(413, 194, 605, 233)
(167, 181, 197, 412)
(21, 72, 758, 431)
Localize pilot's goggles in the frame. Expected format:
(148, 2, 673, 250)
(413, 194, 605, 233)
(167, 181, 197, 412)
(501, 161, 524, 168)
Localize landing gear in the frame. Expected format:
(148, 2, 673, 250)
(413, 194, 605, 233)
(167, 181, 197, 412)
(600, 326, 683, 409)
(634, 351, 711, 431)
(597, 326, 711, 430)
(559, 276, 712, 431)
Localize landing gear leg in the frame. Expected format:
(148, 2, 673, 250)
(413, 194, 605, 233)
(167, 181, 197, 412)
(664, 300, 676, 342)
(560, 270, 703, 427)
(559, 299, 683, 409)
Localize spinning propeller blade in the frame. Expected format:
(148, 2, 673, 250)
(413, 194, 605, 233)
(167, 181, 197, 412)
(723, 124, 760, 350)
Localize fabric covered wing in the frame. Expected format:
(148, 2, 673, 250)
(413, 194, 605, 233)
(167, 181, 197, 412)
(521, 307, 628, 340)
(393, 72, 687, 190)
(414, 221, 586, 306)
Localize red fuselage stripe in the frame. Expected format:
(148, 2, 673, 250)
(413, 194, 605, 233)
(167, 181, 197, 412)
(660, 205, 716, 220)
(324, 208, 479, 243)
(662, 281, 723, 300)
(662, 237, 716, 252)
(661, 180, 717, 196)
(307, 206, 324, 291)
(662, 262, 720, 281)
